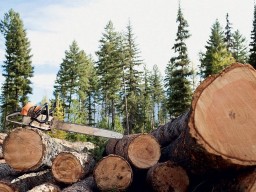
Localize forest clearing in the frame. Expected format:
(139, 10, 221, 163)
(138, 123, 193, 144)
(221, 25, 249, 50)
(0, 63, 255, 192)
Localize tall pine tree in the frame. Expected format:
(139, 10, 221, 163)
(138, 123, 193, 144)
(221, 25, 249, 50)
(96, 21, 123, 130)
(249, 5, 256, 68)
(121, 21, 143, 134)
(232, 30, 248, 63)
(165, 5, 192, 117)
(224, 13, 233, 51)
(54, 41, 91, 124)
(149, 65, 164, 127)
(200, 20, 235, 78)
(0, 9, 34, 130)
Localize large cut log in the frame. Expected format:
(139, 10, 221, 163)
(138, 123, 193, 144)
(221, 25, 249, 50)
(146, 161, 189, 192)
(94, 154, 133, 191)
(3, 127, 68, 171)
(152, 63, 256, 174)
(52, 151, 95, 184)
(0, 169, 55, 192)
(108, 134, 161, 169)
(62, 176, 97, 192)
(27, 183, 61, 192)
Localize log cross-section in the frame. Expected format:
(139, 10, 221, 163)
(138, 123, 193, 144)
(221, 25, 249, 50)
(3, 127, 67, 171)
(107, 134, 161, 169)
(147, 161, 189, 192)
(94, 154, 133, 191)
(152, 63, 256, 174)
(52, 151, 95, 184)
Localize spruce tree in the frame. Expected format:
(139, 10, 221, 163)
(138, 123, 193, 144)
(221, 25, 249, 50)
(140, 65, 152, 133)
(200, 20, 235, 78)
(149, 65, 164, 127)
(54, 41, 91, 123)
(121, 21, 143, 134)
(224, 13, 233, 51)
(96, 21, 123, 130)
(249, 5, 256, 68)
(0, 9, 34, 130)
(165, 5, 192, 117)
(232, 30, 248, 63)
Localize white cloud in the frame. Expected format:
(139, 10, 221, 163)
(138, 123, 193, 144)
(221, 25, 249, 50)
(30, 74, 56, 102)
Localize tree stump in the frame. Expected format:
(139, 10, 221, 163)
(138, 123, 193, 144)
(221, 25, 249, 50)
(111, 134, 161, 169)
(152, 63, 256, 174)
(147, 161, 189, 192)
(94, 155, 133, 191)
(52, 151, 95, 184)
(3, 127, 67, 171)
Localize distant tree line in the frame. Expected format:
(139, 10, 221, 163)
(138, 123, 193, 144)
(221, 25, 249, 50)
(0, 5, 255, 138)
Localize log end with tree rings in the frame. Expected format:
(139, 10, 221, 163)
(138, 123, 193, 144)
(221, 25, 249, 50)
(147, 161, 189, 192)
(0, 181, 16, 192)
(190, 63, 256, 166)
(93, 155, 133, 191)
(3, 127, 44, 171)
(52, 152, 84, 184)
(128, 134, 161, 169)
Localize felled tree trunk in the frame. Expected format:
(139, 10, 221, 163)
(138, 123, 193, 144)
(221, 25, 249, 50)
(105, 138, 119, 155)
(107, 134, 161, 169)
(94, 154, 133, 191)
(189, 167, 256, 192)
(3, 127, 68, 171)
(0, 169, 54, 192)
(27, 183, 61, 192)
(62, 176, 97, 192)
(146, 161, 189, 192)
(52, 138, 95, 152)
(52, 151, 95, 184)
(152, 63, 256, 174)
(0, 163, 20, 179)
(0, 145, 3, 159)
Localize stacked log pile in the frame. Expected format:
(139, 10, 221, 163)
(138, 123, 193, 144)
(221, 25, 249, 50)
(0, 63, 256, 191)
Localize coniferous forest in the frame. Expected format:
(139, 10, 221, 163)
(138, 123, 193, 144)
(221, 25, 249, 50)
(0, 4, 254, 141)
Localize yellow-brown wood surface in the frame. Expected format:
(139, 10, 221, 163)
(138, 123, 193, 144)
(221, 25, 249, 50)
(147, 161, 189, 192)
(93, 154, 133, 191)
(190, 63, 256, 165)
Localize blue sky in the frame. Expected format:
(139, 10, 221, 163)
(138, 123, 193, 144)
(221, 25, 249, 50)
(0, 0, 254, 103)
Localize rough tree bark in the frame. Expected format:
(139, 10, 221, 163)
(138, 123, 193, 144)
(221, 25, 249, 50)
(27, 183, 61, 192)
(0, 163, 20, 179)
(146, 161, 189, 192)
(94, 154, 133, 191)
(0, 169, 54, 192)
(3, 127, 68, 171)
(52, 138, 95, 152)
(52, 151, 95, 184)
(106, 134, 161, 169)
(0, 145, 3, 159)
(152, 63, 256, 174)
(62, 176, 97, 192)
